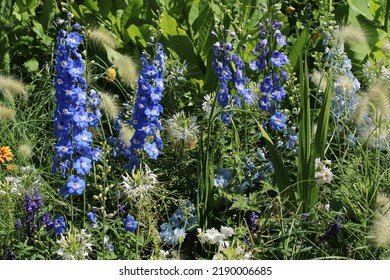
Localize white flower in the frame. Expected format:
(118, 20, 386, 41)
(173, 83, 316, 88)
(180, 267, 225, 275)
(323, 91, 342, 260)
(166, 111, 199, 149)
(202, 94, 213, 118)
(121, 163, 157, 199)
(220, 226, 234, 238)
(197, 227, 225, 244)
(314, 158, 333, 185)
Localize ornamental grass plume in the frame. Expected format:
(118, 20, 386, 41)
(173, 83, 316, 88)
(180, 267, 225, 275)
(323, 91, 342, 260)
(0, 104, 16, 120)
(380, 41, 390, 55)
(376, 193, 390, 214)
(17, 143, 33, 160)
(335, 25, 367, 45)
(87, 28, 117, 50)
(370, 211, 390, 249)
(99, 91, 121, 120)
(118, 125, 134, 148)
(311, 70, 328, 93)
(112, 54, 138, 87)
(0, 75, 27, 100)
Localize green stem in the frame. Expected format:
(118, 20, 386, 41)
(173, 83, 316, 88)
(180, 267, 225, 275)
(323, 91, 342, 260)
(385, 0, 390, 32)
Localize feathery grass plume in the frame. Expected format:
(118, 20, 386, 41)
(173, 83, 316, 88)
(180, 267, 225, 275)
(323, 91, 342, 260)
(112, 54, 138, 87)
(0, 104, 16, 120)
(337, 75, 354, 93)
(99, 91, 121, 120)
(380, 41, 390, 55)
(119, 125, 134, 148)
(366, 80, 390, 121)
(370, 212, 390, 248)
(0, 75, 27, 100)
(353, 93, 369, 126)
(311, 70, 327, 93)
(17, 143, 33, 160)
(376, 193, 390, 214)
(335, 25, 367, 44)
(87, 28, 117, 50)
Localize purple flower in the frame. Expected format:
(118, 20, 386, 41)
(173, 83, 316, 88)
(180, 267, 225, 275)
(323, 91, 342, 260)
(270, 51, 289, 67)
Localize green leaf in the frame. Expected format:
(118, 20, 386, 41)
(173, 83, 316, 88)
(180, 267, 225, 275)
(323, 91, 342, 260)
(84, 0, 99, 13)
(288, 25, 310, 72)
(160, 10, 205, 80)
(32, 21, 52, 46)
(121, 0, 143, 30)
(98, 0, 112, 17)
(1, 0, 14, 18)
(39, 0, 55, 30)
(188, 1, 213, 53)
(23, 59, 39, 72)
(313, 72, 333, 159)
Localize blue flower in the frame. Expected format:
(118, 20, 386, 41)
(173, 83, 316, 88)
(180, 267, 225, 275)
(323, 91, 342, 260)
(144, 142, 159, 159)
(269, 112, 286, 131)
(271, 86, 286, 102)
(87, 212, 97, 225)
(59, 175, 85, 197)
(73, 156, 92, 175)
(53, 215, 66, 235)
(65, 32, 83, 49)
(124, 214, 137, 233)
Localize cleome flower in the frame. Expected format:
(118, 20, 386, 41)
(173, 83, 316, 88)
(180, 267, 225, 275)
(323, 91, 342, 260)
(166, 111, 199, 150)
(57, 228, 93, 260)
(121, 163, 157, 199)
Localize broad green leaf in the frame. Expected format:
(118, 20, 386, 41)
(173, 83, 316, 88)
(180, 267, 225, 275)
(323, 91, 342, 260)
(121, 0, 143, 30)
(160, 10, 204, 80)
(32, 21, 52, 46)
(84, 0, 99, 13)
(98, 0, 112, 17)
(1, 0, 14, 18)
(39, 0, 55, 30)
(188, 1, 213, 53)
(124, 24, 153, 48)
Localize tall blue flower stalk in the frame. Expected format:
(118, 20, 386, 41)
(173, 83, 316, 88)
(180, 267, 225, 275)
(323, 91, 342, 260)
(251, 19, 290, 132)
(212, 40, 256, 124)
(52, 24, 102, 197)
(125, 43, 166, 170)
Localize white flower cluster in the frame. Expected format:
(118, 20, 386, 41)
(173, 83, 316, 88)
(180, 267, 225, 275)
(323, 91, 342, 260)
(314, 158, 333, 185)
(1, 166, 43, 196)
(212, 240, 252, 260)
(166, 111, 199, 150)
(57, 229, 93, 260)
(121, 163, 157, 199)
(197, 226, 234, 244)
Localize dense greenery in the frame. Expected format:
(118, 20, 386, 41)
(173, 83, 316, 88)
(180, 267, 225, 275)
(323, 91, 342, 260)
(1, 0, 390, 260)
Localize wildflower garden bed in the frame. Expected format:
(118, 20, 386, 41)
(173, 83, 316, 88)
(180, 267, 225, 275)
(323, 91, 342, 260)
(1, 0, 390, 260)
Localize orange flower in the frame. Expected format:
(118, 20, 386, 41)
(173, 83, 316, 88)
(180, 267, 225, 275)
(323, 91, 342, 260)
(105, 68, 117, 82)
(0, 146, 14, 164)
